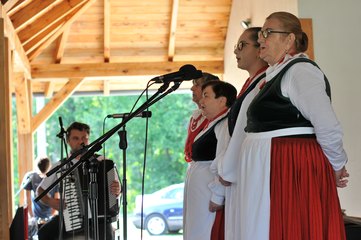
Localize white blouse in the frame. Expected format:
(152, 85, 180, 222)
(266, 53, 347, 170)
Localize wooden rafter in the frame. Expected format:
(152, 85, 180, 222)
(31, 60, 224, 78)
(3, 0, 20, 13)
(168, 0, 179, 61)
(104, 0, 110, 62)
(17, 0, 87, 45)
(14, 73, 31, 133)
(103, 79, 110, 96)
(27, 0, 95, 61)
(24, 21, 64, 54)
(31, 77, 85, 132)
(11, 0, 59, 30)
(44, 81, 55, 97)
(1, 5, 30, 76)
(6, 0, 29, 15)
(54, 25, 70, 63)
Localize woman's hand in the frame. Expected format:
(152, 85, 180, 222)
(335, 166, 349, 188)
(219, 176, 231, 186)
(209, 201, 224, 212)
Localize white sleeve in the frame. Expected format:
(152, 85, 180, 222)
(208, 120, 230, 205)
(281, 63, 347, 170)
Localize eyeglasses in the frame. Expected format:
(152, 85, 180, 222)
(258, 29, 291, 39)
(234, 41, 257, 51)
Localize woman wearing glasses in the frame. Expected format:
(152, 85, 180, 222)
(234, 12, 348, 240)
(214, 27, 268, 240)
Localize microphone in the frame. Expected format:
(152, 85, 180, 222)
(152, 64, 203, 83)
(107, 110, 152, 119)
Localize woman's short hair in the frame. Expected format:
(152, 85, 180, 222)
(201, 80, 237, 107)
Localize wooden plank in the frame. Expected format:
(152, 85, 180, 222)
(6, 0, 29, 16)
(11, 0, 59, 30)
(17, 132, 34, 206)
(104, 0, 110, 62)
(3, 0, 20, 13)
(27, 0, 96, 61)
(1, 5, 31, 77)
(0, 21, 12, 239)
(168, 0, 179, 61)
(31, 78, 85, 132)
(31, 60, 224, 78)
(55, 25, 71, 63)
(103, 80, 110, 96)
(44, 80, 55, 97)
(24, 21, 64, 54)
(14, 73, 31, 133)
(17, 0, 88, 45)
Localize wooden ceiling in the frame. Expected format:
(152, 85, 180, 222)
(3, 0, 232, 95)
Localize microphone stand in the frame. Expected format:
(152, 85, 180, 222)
(56, 117, 68, 240)
(35, 81, 182, 240)
(118, 122, 128, 240)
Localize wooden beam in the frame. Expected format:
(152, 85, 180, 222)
(7, 0, 31, 16)
(17, 132, 34, 206)
(31, 78, 85, 132)
(104, 0, 110, 62)
(1, 5, 31, 77)
(168, 0, 179, 61)
(44, 81, 55, 97)
(14, 73, 31, 133)
(11, 0, 59, 30)
(31, 60, 224, 78)
(24, 21, 64, 54)
(3, 0, 20, 13)
(54, 25, 71, 63)
(0, 20, 13, 239)
(17, 0, 88, 45)
(103, 80, 110, 96)
(27, 0, 96, 61)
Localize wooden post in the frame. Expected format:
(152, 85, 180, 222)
(0, 18, 13, 240)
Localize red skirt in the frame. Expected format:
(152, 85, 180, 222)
(269, 137, 346, 240)
(211, 209, 225, 240)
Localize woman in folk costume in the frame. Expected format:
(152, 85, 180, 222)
(184, 73, 220, 163)
(183, 81, 237, 240)
(234, 11, 349, 240)
(215, 27, 268, 240)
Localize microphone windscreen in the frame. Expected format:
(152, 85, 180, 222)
(179, 64, 202, 80)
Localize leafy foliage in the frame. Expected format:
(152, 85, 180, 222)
(14, 92, 194, 211)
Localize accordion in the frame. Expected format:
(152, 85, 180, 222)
(62, 159, 120, 232)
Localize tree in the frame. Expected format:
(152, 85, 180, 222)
(30, 92, 194, 211)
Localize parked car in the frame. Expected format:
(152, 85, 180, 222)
(132, 183, 184, 235)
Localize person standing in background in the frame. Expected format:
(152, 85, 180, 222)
(22, 157, 59, 239)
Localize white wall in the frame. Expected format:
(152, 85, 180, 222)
(299, 0, 361, 217)
(224, 0, 361, 217)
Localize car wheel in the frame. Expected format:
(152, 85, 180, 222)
(168, 229, 180, 234)
(145, 214, 168, 235)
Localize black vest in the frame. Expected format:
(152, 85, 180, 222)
(228, 72, 266, 136)
(192, 116, 227, 161)
(246, 58, 331, 133)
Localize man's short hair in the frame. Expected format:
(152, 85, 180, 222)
(37, 157, 51, 174)
(66, 122, 90, 140)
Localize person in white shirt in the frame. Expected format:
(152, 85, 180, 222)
(233, 11, 349, 240)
